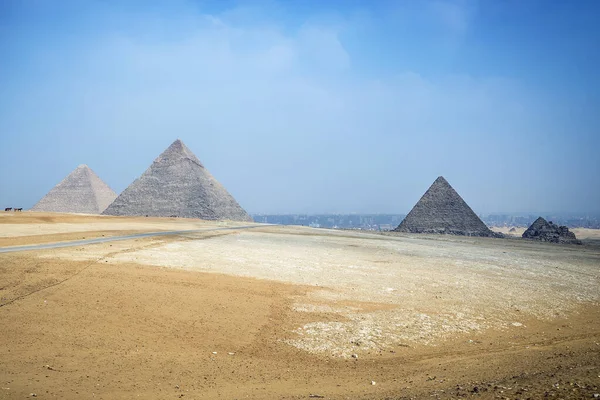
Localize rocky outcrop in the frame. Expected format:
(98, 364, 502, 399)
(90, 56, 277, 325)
(394, 176, 500, 237)
(522, 217, 581, 244)
(103, 139, 252, 221)
(31, 164, 117, 214)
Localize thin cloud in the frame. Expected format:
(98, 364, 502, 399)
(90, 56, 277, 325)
(0, 1, 597, 214)
(429, 0, 475, 37)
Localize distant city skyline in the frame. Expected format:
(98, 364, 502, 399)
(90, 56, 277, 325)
(252, 213, 600, 230)
(1, 0, 599, 214)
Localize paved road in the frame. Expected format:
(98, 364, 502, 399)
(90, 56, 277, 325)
(0, 225, 267, 254)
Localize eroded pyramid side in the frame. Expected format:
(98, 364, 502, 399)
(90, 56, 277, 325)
(31, 165, 117, 214)
(522, 217, 581, 244)
(394, 176, 495, 237)
(102, 139, 252, 221)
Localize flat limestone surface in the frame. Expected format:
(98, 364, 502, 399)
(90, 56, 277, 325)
(1, 214, 599, 399)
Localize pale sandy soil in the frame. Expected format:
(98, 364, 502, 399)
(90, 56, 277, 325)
(1, 213, 600, 399)
(572, 228, 600, 239)
(491, 225, 600, 240)
(0, 212, 251, 238)
(43, 225, 600, 358)
(491, 226, 527, 236)
(0, 212, 259, 247)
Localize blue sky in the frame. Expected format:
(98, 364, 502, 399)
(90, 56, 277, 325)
(1, 0, 598, 214)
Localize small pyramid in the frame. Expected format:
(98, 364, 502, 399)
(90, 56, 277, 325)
(31, 164, 117, 214)
(522, 217, 581, 244)
(394, 176, 496, 237)
(523, 217, 552, 235)
(103, 139, 252, 221)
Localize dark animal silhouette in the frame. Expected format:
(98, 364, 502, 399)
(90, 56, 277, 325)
(4, 207, 12, 211)
(14, 208, 23, 212)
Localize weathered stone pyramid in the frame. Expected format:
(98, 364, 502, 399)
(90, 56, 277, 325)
(31, 164, 117, 214)
(394, 176, 497, 237)
(103, 139, 252, 221)
(522, 217, 581, 244)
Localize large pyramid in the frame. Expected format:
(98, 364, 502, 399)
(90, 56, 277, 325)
(103, 139, 252, 221)
(31, 164, 117, 214)
(394, 176, 497, 237)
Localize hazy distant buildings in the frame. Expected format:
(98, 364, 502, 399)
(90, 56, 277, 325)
(252, 214, 406, 230)
(252, 213, 600, 230)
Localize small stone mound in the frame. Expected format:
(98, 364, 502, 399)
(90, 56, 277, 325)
(509, 227, 516, 233)
(522, 217, 581, 245)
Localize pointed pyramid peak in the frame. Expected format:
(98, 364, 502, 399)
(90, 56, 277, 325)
(522, 217, 553, 234)
(169, 139, 185, 151)
(75, 164, 93, 173)
(433, 176, 449, 185)
(156, 139, 203, 167)
(394, 176, 495, 237)
(168, 139, 188, 151)
(532, 216, 548, 226)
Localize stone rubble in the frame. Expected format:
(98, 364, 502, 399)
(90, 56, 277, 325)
(522, 217, 582, 244)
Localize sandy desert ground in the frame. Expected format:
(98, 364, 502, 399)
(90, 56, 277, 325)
(1, 212, 599, 399)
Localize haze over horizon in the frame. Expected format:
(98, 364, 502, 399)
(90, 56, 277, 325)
(1, 0, 598, 215)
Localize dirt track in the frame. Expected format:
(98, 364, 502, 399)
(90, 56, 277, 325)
(1, 213, 599, 399)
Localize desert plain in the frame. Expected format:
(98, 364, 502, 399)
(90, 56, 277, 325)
(1, 212, 599, 399)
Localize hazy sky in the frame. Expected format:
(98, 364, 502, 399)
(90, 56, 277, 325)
(1, 0, 598, 214)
